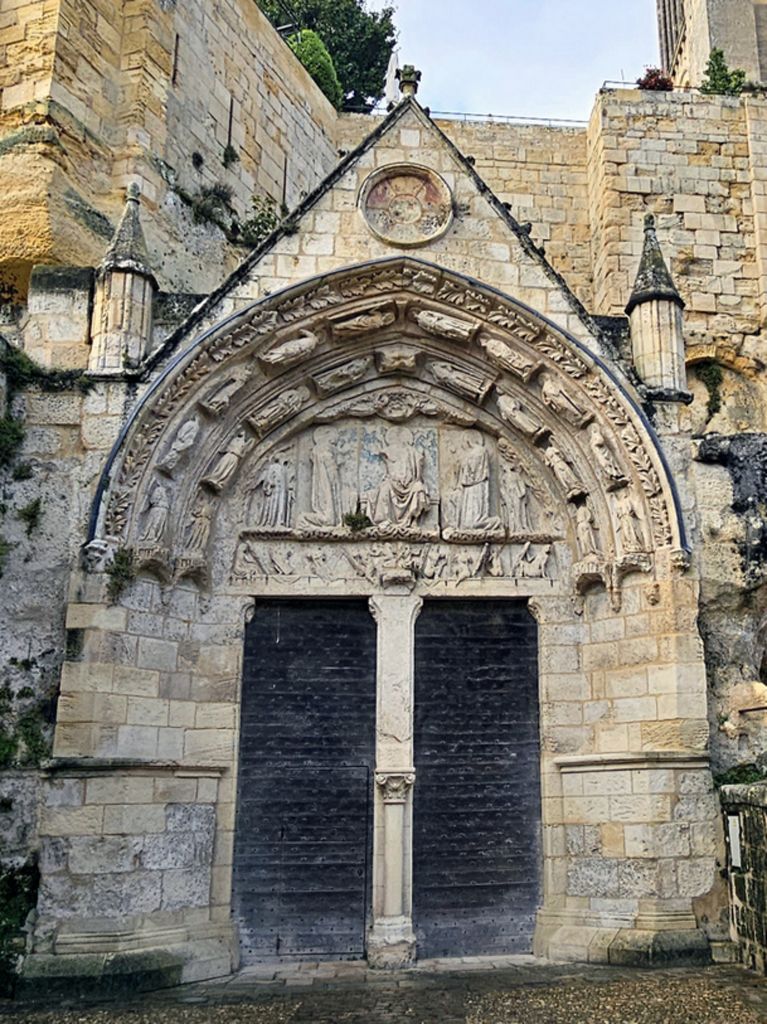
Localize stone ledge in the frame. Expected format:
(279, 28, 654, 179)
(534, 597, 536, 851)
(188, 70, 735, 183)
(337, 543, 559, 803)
(42, 758, 228, 777)
(554, 751, 710, 773)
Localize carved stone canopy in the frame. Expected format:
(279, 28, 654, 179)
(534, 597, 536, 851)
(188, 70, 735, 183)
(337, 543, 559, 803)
(92, 257, 687, 603)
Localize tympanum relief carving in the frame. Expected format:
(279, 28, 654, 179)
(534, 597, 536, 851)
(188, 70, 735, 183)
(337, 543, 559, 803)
(98, 258, 681, 604)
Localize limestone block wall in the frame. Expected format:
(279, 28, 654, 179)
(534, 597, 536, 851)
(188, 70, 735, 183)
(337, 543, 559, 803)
(0, 0, 339, 304)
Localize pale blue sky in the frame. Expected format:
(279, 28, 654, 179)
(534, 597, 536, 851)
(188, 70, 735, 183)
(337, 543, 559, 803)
(370, 0, 660, 121)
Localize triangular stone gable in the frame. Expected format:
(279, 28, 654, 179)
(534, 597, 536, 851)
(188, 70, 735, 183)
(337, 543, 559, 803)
(158, 99, 607, 369)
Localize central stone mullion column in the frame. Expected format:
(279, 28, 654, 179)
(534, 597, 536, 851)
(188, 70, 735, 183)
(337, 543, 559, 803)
(368, 593, 422, 967)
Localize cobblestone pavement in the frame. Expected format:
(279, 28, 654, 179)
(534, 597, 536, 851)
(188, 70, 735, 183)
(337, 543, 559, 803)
(3, 959, 767, 1023)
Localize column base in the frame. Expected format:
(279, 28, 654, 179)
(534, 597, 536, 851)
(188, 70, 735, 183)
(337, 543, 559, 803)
(535, 908, 711, 966)
(367, 916, 416, 969)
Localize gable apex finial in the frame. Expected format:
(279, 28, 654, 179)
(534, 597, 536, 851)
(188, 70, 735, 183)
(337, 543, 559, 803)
(396, 65, 422, 98)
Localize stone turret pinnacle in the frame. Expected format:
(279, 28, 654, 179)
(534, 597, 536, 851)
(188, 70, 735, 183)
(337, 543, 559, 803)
(89, 182, 157, 373)
(626, 214, 687, 393)
(100, 182, 156, 284)
(625, 214, 683, 316)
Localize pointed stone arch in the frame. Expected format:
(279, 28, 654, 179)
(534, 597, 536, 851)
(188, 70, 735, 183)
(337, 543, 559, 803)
(90, 256, 686, 608)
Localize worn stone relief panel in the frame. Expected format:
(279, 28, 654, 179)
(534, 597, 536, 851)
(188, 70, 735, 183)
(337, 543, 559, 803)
(92, 259, 684, 608)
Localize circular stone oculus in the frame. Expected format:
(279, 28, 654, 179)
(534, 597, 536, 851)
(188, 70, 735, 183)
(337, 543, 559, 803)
(359, 164, 454, 247)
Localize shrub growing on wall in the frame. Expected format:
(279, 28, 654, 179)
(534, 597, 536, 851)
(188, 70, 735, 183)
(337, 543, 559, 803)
(701, 48, 746, 95)
(288, 30, 343, 109)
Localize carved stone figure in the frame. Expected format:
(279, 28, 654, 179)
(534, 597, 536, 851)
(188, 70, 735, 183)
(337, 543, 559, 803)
(539, 372, 592, 428)
(615, 490, 646, 553)
(455, 431, 501, 530)
(515, 541, 551, 579)
(500, 456, 532, 533)
(496, 392, 544, 438)
(313, 357, 372, 394)
(260, 329, 319, 367)
(200, 367, 252, 415)
(186, 495, 213, 551)
(575, 499, 601, 557)
(300, 428, 346, 528)
(81, 539, 116, 574)
(479, 335, 537, 380)
(542, 440, 584, 499)
(589, 424, 628, 490)
(158, 418, 199, 475)
(414, 309, 476, 342)
(377, 346, 419, 373)
(368, 426, 429, 528)
(139, 482, 171, 544)
(249, 450, 294, 528)
(332, 305, 396, 338)
(248, 386, 310, 435)
(202, 429, 251, 492)
(430, 361, 495, 403)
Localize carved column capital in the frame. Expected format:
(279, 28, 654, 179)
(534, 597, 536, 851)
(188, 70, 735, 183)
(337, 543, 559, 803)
(376, 770, 416, 803)
(368, 594, 423, 626)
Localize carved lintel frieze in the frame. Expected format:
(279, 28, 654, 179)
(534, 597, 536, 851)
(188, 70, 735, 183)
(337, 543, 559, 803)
(376, 771, 415, 803)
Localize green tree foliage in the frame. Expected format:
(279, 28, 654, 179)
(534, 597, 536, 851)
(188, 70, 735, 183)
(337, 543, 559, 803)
(288, 29, 343, 109)
(700, 48, 746, 96)
(260, 0, 396, 111)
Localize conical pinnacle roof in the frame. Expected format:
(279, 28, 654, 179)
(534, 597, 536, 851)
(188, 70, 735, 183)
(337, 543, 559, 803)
(625, 214, 684, 315)
(101, 183, 156, 285)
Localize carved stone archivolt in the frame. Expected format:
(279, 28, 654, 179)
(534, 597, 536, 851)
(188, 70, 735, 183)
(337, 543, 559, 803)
(94, 257, 684, 604)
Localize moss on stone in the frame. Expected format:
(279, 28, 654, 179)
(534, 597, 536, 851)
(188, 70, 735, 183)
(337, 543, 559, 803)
(0, 860, 39, 997)
(694, 360, 724, 419)
(106, 547, 136, 604)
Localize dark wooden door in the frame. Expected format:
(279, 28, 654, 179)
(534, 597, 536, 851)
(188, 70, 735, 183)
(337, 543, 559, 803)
(413, 600, 541, 958)
(233, 600, 376, 961)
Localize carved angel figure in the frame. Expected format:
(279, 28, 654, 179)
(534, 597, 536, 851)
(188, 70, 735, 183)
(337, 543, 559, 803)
(186, 497, 213, 551)
(260, 329, 319, 367)
(139, 483, 171, 545)
(539, 372, 590, 427)
(250, 451, 294, 528)
(431, 361, 494, 403)
(575, 499, 601, 557)
(543, 440, 584, 498)
(249, 386, 310, 435)
(202, 429, 251, 492)
(368, 426, 429, 528)
(415, 309, 475, 342)
(201, 368, 252, 415)
(158, 418, 199, 474)
(497, 392, 543, 438)
(479, 336, 535, 379)
(589, 424, 627, 489)
(614, 490, 646, 554)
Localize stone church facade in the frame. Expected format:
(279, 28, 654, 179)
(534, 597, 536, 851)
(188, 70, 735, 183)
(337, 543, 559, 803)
(1, 0, 766, 993)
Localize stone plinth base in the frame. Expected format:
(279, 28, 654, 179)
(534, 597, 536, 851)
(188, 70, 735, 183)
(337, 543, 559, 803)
(367, 917, 416, 969)
(535, 910, 711, 966)
(18, 937, 233, 1002)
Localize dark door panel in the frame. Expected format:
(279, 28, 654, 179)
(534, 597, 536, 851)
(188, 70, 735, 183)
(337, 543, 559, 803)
(413, 600, 541, 958)
(233, 600, 376, 961)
